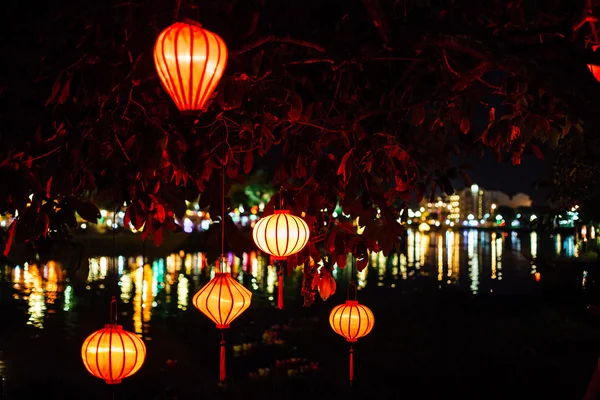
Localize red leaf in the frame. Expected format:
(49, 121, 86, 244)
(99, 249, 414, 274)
(460, 117, 470, 134)
(510, 126, 521, 141)
(46, 177, 53, 198)
(411, 105, 426, 126)
(326, 229, 337, 253)
(336, 253, 347, 269)
(58, 73, 72, 104)
(155, 202, 166, 223)
(152, 227, 164, 247)
(4, 220, 17, 257)
(317, 272, 336, 301)
(356, 256, 368, 272)
(244, 151, 253, 174)
(337, 149, 354, 184)
(45, 71, 64, 106)
(531, 144, 544, 160)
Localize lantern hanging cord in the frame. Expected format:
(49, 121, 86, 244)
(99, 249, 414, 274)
(110, 296, 118, 325)
(112, 201, 118, 303)
(221, 133, 226, 259)
(279, 186, 283, 210)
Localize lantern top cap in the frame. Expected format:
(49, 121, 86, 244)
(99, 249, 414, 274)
(103, 324, 123, 330)
(214, 272, 231, 277)
(345, 300, 359, 306)
(274, 210, 290, 215)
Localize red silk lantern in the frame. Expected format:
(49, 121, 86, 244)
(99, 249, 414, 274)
(252, 210, 310, 309)
(193, 257, 252, 382)
(329, 283, 374, 384)
(81, 299, 146, 384)
(154, 21, 228, 112)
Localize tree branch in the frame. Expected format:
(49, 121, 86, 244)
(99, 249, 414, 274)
(231, 36, 326, 56)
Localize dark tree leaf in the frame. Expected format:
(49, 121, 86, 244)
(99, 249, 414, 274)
(76, 201, 101, 222)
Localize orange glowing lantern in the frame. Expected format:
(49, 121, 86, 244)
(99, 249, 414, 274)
(154, 21, 228, 112)
(252, 209, 310, 309)
(81, 299, 146, 384)
(329, 282, 374, 384)
(193, 257, 252, 382)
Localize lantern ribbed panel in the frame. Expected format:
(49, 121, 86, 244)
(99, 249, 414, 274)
(329, 300, 375, 342)
(154, 22, 228, 112)
(193, 273, 252, 329)
(252, 210, 310, 259)
(81, 324, 146, 384)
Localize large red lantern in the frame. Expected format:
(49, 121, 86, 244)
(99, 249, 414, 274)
(154, 21, 228, 112)
(81, 299, 146, 384)
(329, 282, 374, 384)
(252, 209, 310, 309)
(193, 257, 252, 382)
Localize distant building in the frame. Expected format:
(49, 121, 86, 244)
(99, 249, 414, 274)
(417, 184, 533, 225)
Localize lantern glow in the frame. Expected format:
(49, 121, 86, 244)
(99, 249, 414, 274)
(329, 291, 374, 384)
(81, 324, 146, 384)
(252, 210, 310, 259)
(329, 300, 375, 342)
(193, 272, 252, 328)
(154, 21, 228, 112)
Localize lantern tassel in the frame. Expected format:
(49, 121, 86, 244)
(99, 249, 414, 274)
(278, 273, 284, 310)
(349, 345, 354, 385)
(220, 330, 226, 383)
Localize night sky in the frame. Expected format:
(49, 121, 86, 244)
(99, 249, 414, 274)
(456, 150, 553, 205)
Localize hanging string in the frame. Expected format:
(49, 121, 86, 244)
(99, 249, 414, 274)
(110, 297, 118, 325)
(111, 183, 119, 325)
(221, 132, 226, 262)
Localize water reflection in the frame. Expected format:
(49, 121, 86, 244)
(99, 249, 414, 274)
(5, 229, 581, 333)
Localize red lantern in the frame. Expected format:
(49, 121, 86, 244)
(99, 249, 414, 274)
(81, 299, 146, 384)
(193, 257, 252, 382)
(329, 282, 374, 384)
(154, 21, 228, 112)
(252, 209, 310, 309)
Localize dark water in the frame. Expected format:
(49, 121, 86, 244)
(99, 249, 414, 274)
(1, 228, 598, 399)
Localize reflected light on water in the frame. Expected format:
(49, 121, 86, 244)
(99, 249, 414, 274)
(6, 228, 579, 332)
(467, 230, 479, 294)
(437, 234, 443, 282)
(177, 274, 189, 311)
(491, 232, 497, 280)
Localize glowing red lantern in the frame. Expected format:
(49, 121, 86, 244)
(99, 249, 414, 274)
(329, 282, 374, 384)
(154, 21, 228, 112)
(252, 209, 310, 309)
(81, 300, 146, 384)
(193, 257, 252, 382)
